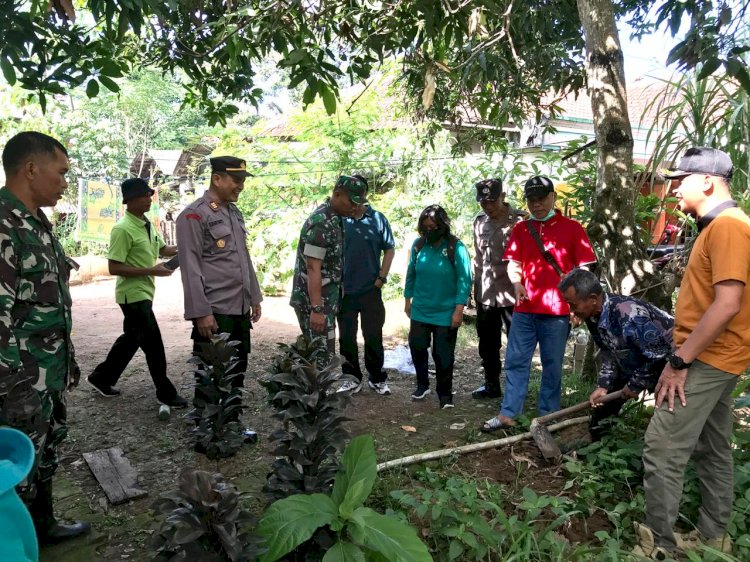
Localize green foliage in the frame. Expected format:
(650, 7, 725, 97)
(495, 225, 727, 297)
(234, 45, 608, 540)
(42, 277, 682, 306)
(389, 468, 631, 561)
(257, 435, 432, 562)
(262, 339, 353, 501)
(151, 468, 264, 561)
(186, 333, 245, 460)
(625, 1, 750, 94)
(643, 70, 750, 196)
(52, 212, 80, 256)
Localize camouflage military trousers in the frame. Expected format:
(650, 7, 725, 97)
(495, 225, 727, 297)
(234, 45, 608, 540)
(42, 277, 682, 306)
(0, 385, 67, 501)
(295, 308, 336, 370)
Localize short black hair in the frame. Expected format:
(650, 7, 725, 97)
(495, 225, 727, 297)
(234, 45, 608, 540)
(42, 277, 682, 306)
(417, 204, 452, 238)
(2, 131, 68, 176)
(558, 268, 603, 297)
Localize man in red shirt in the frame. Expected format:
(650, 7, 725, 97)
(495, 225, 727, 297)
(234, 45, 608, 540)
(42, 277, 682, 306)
(482, 176, 596, 432)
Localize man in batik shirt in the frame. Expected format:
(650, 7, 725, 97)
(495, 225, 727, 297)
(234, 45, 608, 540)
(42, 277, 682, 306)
(559, 268, 674, 439)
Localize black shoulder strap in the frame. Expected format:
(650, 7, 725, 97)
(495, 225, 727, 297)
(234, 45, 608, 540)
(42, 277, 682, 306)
(414, 237, 425, 254)
(446, 235, 457, 267)
(526, 220, 564, 277)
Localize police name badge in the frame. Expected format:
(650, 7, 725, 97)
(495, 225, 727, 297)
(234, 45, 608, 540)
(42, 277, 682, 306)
(217, 239, 226, 248)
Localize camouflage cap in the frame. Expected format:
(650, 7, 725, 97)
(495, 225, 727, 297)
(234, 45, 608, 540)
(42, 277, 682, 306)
(335, 175, 368, 205)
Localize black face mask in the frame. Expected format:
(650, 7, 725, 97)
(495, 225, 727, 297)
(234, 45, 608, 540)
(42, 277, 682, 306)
(425, 230, 443, 244)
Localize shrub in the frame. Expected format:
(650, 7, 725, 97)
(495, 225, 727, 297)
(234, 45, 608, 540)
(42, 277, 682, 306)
(257, 435, 432, 562)
(186, 333, 245, 459)
(151, 469, 264, 561)
(262, 337, 355, 500)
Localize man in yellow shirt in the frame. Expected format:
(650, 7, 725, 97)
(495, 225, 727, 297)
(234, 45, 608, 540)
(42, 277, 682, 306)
(634, 147, 747, 558)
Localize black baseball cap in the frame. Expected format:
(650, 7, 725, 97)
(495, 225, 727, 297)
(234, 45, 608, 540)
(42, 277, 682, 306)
(121, 178, 154, 202)
(210, 156, 253, 178)
(663, 147, 733, 180)
(524, 176, 555, 199)
(475, 179, 503, 202)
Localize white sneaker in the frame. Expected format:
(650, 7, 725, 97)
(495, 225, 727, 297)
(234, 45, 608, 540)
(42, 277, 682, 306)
(368, 380, 391, 395)
(336, 380, 363, 393)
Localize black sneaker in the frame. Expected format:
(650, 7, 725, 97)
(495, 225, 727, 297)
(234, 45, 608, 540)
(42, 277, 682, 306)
(411, 386, 431, 400)
(471, 384, 502, 399)
(439, 396, 454, 409)
(158, 394, 189, 409)
(86, 376, 121, 398)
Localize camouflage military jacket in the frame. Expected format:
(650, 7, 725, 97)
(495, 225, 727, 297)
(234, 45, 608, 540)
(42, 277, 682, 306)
(290, 201, 344, 314)
(0, 187, 76, 394)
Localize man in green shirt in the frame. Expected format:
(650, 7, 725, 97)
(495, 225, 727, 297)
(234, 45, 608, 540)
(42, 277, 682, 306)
(87, 178, 187, 407)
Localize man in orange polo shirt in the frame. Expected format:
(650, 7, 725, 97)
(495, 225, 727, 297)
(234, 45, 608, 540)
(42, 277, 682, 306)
(634, 148, 748, 558)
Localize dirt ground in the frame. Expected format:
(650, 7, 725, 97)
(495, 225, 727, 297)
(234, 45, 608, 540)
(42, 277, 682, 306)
(41, 273, 592, 561)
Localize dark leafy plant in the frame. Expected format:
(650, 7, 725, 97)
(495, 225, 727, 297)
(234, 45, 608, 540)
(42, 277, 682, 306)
(260, 335, 329, 409)
(151, 468, 264, 562)
(257, 435, 433, 562)
(262, 338, 355, 500)
(186, 333, 244, 460)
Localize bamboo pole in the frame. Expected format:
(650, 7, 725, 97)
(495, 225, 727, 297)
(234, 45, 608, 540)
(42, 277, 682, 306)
(376, 416, 589, 472)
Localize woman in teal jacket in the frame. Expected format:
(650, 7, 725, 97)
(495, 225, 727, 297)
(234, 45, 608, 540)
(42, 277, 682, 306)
(0, 426, 39, 561)
(404, 205, 472, 408)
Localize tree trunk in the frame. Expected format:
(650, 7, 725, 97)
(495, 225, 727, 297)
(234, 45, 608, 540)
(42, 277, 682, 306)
(576, 0, 670, 308)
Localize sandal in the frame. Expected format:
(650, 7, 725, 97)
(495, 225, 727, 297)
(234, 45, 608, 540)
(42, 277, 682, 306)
(480, 415, 516, 433)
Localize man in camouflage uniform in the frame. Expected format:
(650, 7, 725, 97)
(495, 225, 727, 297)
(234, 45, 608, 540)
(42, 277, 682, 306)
(176, 156, 262, 427)
(0, 131, 90, 543)
(290, 176, 366, 366)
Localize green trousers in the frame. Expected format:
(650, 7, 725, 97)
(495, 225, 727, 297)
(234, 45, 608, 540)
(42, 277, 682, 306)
(643, 360, 737, 549)
(295, 308, 336, 370)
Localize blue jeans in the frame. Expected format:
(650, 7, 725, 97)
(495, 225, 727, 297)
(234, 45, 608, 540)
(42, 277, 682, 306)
(500, 312, 570, 418)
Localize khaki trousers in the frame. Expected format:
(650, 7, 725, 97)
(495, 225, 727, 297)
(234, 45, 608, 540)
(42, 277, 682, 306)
(643, 360, 737, 549)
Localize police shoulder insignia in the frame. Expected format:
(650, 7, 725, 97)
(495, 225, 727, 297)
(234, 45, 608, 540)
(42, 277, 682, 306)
(209, 201, 219, 211)
(217, 239, 226, 248)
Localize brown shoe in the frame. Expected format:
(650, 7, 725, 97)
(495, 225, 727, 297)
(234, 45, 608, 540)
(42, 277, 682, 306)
(630, 522, 675, 560)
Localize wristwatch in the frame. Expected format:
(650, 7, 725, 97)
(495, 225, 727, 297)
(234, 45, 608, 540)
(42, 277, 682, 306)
(668, 353, 693, 370)
(377, 275, 388, 284)
(311, 304, 324, 314)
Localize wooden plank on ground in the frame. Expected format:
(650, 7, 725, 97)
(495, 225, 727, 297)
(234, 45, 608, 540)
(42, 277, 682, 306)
(83, 447, 147, 505)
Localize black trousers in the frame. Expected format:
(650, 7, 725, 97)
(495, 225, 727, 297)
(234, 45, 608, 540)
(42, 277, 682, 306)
(90, 300, 177, 400)
(589, 377, 630, 440)
(336, 287, 387, 383)
(409, 319, 458, 399)
(191, 313, 250, 420)
(475, 303, 514, 389)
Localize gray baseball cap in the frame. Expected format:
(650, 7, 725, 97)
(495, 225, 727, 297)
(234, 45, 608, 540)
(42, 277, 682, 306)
(663, 147, 733, 180)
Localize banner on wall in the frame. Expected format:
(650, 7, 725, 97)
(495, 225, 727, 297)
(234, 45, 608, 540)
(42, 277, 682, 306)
(78, 179, 159, 243)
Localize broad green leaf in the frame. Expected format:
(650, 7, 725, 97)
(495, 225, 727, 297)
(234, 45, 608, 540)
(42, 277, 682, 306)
(448, 539, 463, 560)
(349, 507, 432, 562)
(321, 86, 337, 115)
(257, 494, 338, 562)
(0, 58, 16, 85)
(322, 541, 365, 562)
(332, 435, 377, 515)
(86, 78, 99, 98)
(696, 59, 721, 81)
(98, 75, 120, 92)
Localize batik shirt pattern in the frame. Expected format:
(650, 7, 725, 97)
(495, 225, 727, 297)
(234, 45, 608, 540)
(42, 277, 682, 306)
(585, 293, 674, 392)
